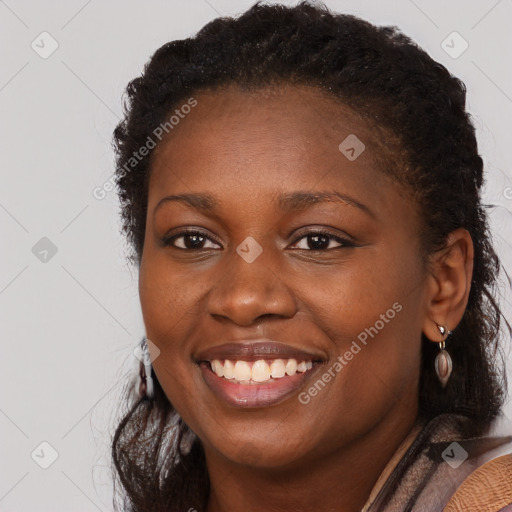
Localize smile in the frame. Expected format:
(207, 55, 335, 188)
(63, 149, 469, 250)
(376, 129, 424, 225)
(195, 339, 326, 408)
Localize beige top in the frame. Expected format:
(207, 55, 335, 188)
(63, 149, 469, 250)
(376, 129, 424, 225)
(444, 454, 512, 511)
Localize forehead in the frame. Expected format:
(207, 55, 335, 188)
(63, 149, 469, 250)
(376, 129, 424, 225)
(148, 84, 390, 197)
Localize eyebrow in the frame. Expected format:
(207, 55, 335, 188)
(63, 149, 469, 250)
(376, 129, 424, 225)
(154, 190, 374, 218)
(154, 193, 217, 214)
(278, 191, 374, 218)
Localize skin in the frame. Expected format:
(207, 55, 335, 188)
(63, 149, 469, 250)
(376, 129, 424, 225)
(138, 84, 474, 512)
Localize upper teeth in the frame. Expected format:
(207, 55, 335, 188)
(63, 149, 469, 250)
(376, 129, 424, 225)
(210, 358, 313, 383)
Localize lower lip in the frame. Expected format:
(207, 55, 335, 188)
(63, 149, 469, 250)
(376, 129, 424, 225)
(199, 362, 322, 408)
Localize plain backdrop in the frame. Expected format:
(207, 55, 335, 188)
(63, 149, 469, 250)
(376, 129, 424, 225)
(1, 1, 511, 510)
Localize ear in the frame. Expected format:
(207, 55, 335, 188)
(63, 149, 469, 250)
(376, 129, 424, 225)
(422, 228, 474, 342)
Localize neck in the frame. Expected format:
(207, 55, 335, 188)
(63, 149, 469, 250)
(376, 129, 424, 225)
(205, 406, 420, 512)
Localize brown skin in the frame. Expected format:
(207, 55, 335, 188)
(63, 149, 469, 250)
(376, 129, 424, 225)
(138, 84, 474, 512)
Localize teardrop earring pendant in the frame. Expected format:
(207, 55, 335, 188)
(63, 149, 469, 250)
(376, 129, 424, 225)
(140, 337, 155, 399)
(434, 325, 453, 388)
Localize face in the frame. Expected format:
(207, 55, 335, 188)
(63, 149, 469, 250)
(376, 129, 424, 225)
(139, 84, 428, 469)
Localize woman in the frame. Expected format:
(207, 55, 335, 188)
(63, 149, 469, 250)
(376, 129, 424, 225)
(111, 2, 512, 511)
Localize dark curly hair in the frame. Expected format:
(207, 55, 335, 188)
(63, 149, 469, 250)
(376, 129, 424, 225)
(111, 2, 510, 511)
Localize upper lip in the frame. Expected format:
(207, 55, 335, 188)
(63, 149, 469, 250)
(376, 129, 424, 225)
(194, 339, 326, 363)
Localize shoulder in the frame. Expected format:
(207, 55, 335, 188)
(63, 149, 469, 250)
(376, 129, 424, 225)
(444, 453, 512, 512)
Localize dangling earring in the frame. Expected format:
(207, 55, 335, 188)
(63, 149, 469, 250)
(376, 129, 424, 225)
(434, 325, 453, 388)
(139, 337, 155, 399)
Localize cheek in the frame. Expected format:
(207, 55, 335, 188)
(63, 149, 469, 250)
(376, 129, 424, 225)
(294, 241, 421, 343)
(138, 250, 205, 341)
(296, 246, 423, 421)
(138, 251, 215, 412)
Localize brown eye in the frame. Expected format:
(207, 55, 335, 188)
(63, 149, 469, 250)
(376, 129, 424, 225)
(163, 230, 221, 250)
(290, 230, 355, 251)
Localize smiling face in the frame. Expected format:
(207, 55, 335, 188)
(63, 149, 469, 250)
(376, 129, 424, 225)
(139, 84, 428, 470)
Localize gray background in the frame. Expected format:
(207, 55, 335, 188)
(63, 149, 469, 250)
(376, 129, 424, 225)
(1, 0, 511, 510)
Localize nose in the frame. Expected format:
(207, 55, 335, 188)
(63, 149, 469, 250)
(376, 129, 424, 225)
(206, 245, 297, 326)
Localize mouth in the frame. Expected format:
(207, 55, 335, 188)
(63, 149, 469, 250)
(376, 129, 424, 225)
(195, 340, 326, 408)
